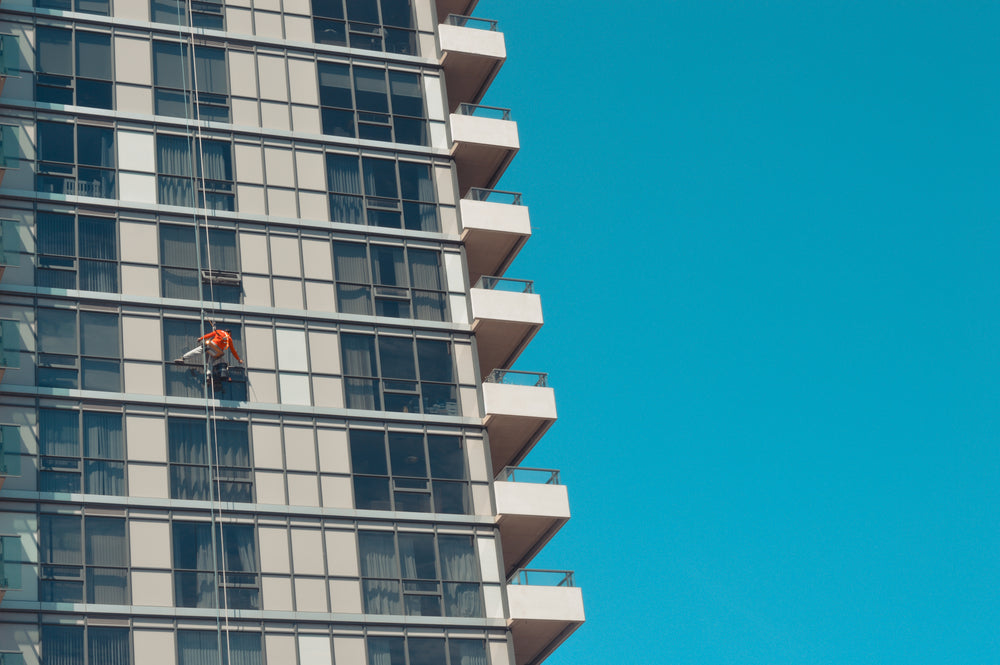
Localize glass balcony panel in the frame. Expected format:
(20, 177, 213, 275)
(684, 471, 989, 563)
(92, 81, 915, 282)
(0, 220, 19, 267)
(0, 425, 22, 477)
(0, 321, 20, 369)
(0, 536, 22, 590)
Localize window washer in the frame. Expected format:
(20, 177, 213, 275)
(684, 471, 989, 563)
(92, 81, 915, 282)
(174, 328, 242, 365)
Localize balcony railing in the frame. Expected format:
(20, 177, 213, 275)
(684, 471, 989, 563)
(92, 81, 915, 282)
(0, 536, 21, 590)
(0, 320, 19, 369)
(0, 426, 21, 477)
(445, 14, 498, 30)
(498, 466, 560, 484)
(465, 187, 522, 205)
(485, 369, 547, 387)
(475, 275, 533, 293)
(509, 568, 575, 588)
(458, 103, 511, 121)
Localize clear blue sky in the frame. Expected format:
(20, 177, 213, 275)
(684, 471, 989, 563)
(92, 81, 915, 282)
(475, 1, 1000, 663)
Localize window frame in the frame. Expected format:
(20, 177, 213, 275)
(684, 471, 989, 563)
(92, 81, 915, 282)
(35, 209, 119, 293)
(38, 407, 125, 496)
(326, 152, 439, 231)
(167, 415, 253, 503)
(312, 0, 417, 55)
(36, 305, 122, 392)
(35, 24, 114, 109)
(39, 513, 130, 605)
(318, 62, 428, 145)
(36, 119, 117, 199)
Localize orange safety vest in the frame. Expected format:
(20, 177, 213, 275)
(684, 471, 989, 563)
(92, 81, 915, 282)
(199, 330, 243, 364)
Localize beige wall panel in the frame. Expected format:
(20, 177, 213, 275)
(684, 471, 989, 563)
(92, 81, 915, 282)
(298, 191, 329, 221)
(324, 530, 359, 577)
(234, 144, 264, 184)
(454, 342, 475, 384)
(267, 187, 299, 217)
(268, 235, 300, 276)
(131, 571, 173, 607)
(465, 438, 489, 483)
(284, 15, 313, 42)
(226, 6, 254, 35)
(128, 464, 169, 499)
(117, 131, 156, 172)
(423, 75, 445, 122)
(232, 98, 261, 128)
(294, 150, 326, 191)
(248, 371, 277, 403)
(483, 584, 504, 619)
(254, 11, 284, 40)
(242, 275, 272, 307)
(252, 423, 283, 468)
(264, 147, 295, 187)
(258, 525, 291, 573)
(287, 473, 320, 507)
(329, 581, 364, 614)
(120, 221, 159, 263)
(245, 325, 276, 370)
(284, 0, 311, 13)
(448, 294, 468, 324)
(115, 1, 149, 20)
(434, 166, 456, 205)
(123, 316, 162, 361)
(115, 84, 153, 115)
(291, 105, 322, 134)
(257, 55, 289, 102)
(254, 0, 280, 11)
(287, 58, 319, 105)
(130, 520, 172, 568)
(317, 428, 349, 473)
(301, 238, 333, 279)
(438, 204, 458, 235)
(126, 415, 167, 462)
(283, 425, 316, 470)
(237, 184, 267, 215)
(133, 630, 175, 665)
(124, 362, 164, 396)
(279, 373, 312, 405)
(294, 577, 329, 613)
(255, 470, 286, 505)
(266, 635, 295, 665)
(459, 386, 479, 417)
(307, 331, 340, 374)
(260, 101, 291, 131)
(240, 231, 270, 272)
(291, 528, 325, 575)
(229, 51, 259, 97)
(118, 172, 158, 205)
(272, 278, 304, 309)
(262, 576, 293, 611)
(298, 634, 332, 665)
(320, 475, 352, 510)
(120, 265, 160, 297)
(333, 636, 366, 664)
(114, 36, 151, 86)
(305, 281, 337, 313)
(311, 376, 343, 408)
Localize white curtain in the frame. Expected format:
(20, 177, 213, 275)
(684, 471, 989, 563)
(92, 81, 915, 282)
(83, 412, 123, 459)
(438, 535, 477, 581)
(342, 334, 377, 376)
(326, 154, 361, 194)
(366, 637, 402, 665)
(449, 640, 488, 665)
(372, 245, 406, 286)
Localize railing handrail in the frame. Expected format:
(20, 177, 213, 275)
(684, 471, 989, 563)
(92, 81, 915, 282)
(509, 568, 576, 587)
(465, 187, 522, 205)
(458, 103, 511, 120)
(445, 13, 498, 30)
(474, 275, 534, 293)
(498, 466, 561, 484)
(485, 368, 548, 387)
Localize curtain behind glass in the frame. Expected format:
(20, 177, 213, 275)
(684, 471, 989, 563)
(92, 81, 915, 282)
(170, 417, 208, 464)
(225, 632, 262, 665)
(36, 212, 75, 256)
(341, 334, 377, 376)
(83, 411, 122, 459)
(333, 242, 370, 282)
(153, 41, 188, 88)
(449, 640, 487, 665)
(42, 625, 84, 665)
(218, 524, 256, 572)
(76, 32, 112, 80)
(178, 630, 219, 665)
(199, 139, 232, 181)
(88, 627, 129, 665)
(408, 249, 442, 290)
(398, 533, 436, 579)
(371, 246, 406, 286)
(41, 514, 81, 564)
(438, 535, 477, 581)
(173, 522, 215, 570)
(327, 154, 362, 193)
(367, 637, 404, 665)
(200, 228, 238, 272)
(213, 420, 249, 467)
(37, 26, 72, 75)
(158, 134, 194, 176)
(160, 224, 198, 268)
(85, 516, 126, 566)
(388, 71, 423, 117)
(194, 47, 227, 94)
(359, 531, 397, 577)
(39, 408, 79, 456)
(398, 162, 433, 202)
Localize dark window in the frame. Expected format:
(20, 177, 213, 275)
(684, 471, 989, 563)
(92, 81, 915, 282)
(326, 155, 438, 231)
(39, 408, 125, 496)
(311, 0, 415, 54)
(350, 430, 469, 514)
(36, 211, 118, 292)
(36, 121, 116, 198)
(36, 26, 113, 109)
(160, 223, 241, 303)
(37, 308, 121, 392)
(41, 624, 129, 665)
(169, 417, 252, 502)
(37, 0, 111, 13)
(333, 241, 446, 321)
(318, 63, 427, 145)
(153, 42, 229, 122)
(358, 530, 481, 617)
(40, 514, 128, 604)
(367, 636, 488, 665)
(156, 134, 234, 211)
(152, 0, 224, 29)
(173, 521, 259, 609)
(177, 631, 261, 665)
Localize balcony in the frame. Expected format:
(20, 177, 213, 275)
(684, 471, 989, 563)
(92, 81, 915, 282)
(435, 0, 478, 23)
(0, 35, 20, 97)
(0, 219, 19, 282)
(450, 104, 519, 196)
(482, 370, 556, 475)
(471, 277, 542, 379)
(0, 425, 21, 492)
(495, 468, 570, 576)
(439, 15, 505, 111)
(0, 320, 18, 383)
(0, 536, 22, 605)
(461, 188, 531, 284)
(507, 569, 585, 665)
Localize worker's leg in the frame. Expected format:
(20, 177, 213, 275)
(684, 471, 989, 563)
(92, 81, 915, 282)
(175, 344, 206, 364)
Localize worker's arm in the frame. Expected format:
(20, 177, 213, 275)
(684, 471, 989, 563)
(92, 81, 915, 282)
(229, 344, 243, 364)
(198, 331, 215, 341)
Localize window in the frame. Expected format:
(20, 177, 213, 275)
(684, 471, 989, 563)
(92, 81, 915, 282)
(333, 241, 446, 320)
(358, 530, 482, 617)
(42, 625, 130, 665)
(350, 430, 470, 514)
(36, 26, 113, 108)
(36, 121, 115, 198)
(152, 0, 224, 29)
(153, 41, 229, 122)
(160, 224, 241, 303)
(319, 63, 427, 145)
(327, 154, 438, 231)
(173, 521, 259, 609)
(37, 307, 121, 391)
(39, 408, 124, 495)
(367, 636, 487, 665)
(169, 417, 252, 502)
(40, 514, 129, 604)
(36, 211, 118, 292)
(36, 0, 111, 14)
(341, 333, 457, 414)
(177, 631, 262, 665)
(157, 134, 234, 211)
(162, 318, 245, 399)
(312, 0, 415, 54)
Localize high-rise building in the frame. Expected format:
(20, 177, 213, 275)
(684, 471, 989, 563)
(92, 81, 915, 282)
(0, 1, 583, 664)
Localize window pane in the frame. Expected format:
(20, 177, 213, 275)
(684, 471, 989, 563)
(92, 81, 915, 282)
(39, 408, 80, 456)
(83, 411, 123, 458)
(174, 570, 217, 608)
(170, 418, 208, 464)
(85, 459, 125, 494)
(194, 46, 227, 95)
(199, 139, 232, 181)
(37, 212, 75, 256)
(345, 0, 378, 23)
(86, 566, 127, 603)
(367, 637, 405, 665)
(388, 432, 425, 477)
(77, 0, 111, 14)
(80, 311, 119, 357)
(407, 638, 446, 665)
(38, 308, 76, 354)
(407, 249, 442, 290)
(41, 514, 82, 564)
(227, 632, 263, 665)
(449, 639, 488, 665)
(379, 336, 415, 379)
(371, 245, 406, 287)
(81, 358, 120, 391)
(85, 516, 126, 565)
(88, 627, 129, 665)
(200, 228, 238, 272)
(160, 224, 198, 267)
(158, 134, 194, 176)
(318, 62, 353, 108)
(438, 535, 477, 581)
(170, 465, 211, 500)
(218, 523, 256, 572)
(397, 532, 436, 579)
(42, 625, 84, 665)
(214, 420, 249, 466)
(358, 531, 397, 577)
(433, 480, 469, 514)
(38, 121, 74, 163)
(363, 158, 398, 198)
(353, 475, 391, 510)
(397, 162, 433, 201)
(349, 429, 387, 474)
(153, 41, 188, 88)
(37, 27, 73, 76)
(443, 582, 482, 617)
(78, 216, 116, 260)
(427, 435, 465, 479)
(388, 71, 423, 116)
(314, 17, 347, 46)
(313, 0, 344, 19)
(380, 0, 412, 28)
(75, 31, 112, 79)
(362, 578, 401, 614)
(341, 334, 377, 376)
(353, 67, 388, 112)
(326, 153, 361, 193)
(77, 126, 114, 167)
(417, 340, 453, 383)
(173, 521, 214, 570)
(177, 630, 218, 665)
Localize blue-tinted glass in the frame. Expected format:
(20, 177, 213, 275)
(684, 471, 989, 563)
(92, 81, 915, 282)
(407, 638, 446, 665)
(83, 412, 123, 459)
(319, 62, 353, 108)
(354, 476, 391, 510)
(367, 637, 405, 665)
(427, 436, 464, 479)
(81, 358, 120, 392)
(37, 308, 76, 354)
(37, 0, 73, 9)
(76, 32, 111, 79)
(314, 17, 347, 46)
(443, 582, 481, 617)
(39, 408, 79, 456)
(42, 625, 84, 665)
(378, 336, 415, 379)
(417, 340, 452, 383)
(78, 216, 115, 259)
(194, 47, 227, 95)
(393, 117, 426, 145)
(349, 429, 387, 474)
(421, 384, 457, 415)
(38, 366, 78, 389)
(158, 134, 194, 176)
(218, 524, 256, 572)
(389, 432, 425, 477)
(198, 139, 232, 181)
(380, 0, 411, 28)
(77, 167, 116, 198)
(87, 627, 129, 662)
(76, 78, 112, 109)
(354, 68, 388, 113)
(174, 571, 216, 607)
(37, 212, 75, 256)
(41, 514, 81, 564)
(345, 0, 378, 23)
(397, 162, 433, 201)
(449, 639, 487, 665)
(36, 75, 74, 105)
(77, 126, 114, 167)
(152, 0, 187, 25)
(432, 480, 468, 514)
(79, 259, 117, 292)
(326, 153, 362, 193)
(384, 27, 416, 55)
(313, 0, 344, 19)
(85, 516, 126, 565)
(322, 108, 356, 137)
(388, 71, 422, 116)
(38, 121, 74, 163)
(76, 0, 111, 15)
(80, 311, 118, 357)
(36, 26, 72, 76)
(362, 158, 397, 198)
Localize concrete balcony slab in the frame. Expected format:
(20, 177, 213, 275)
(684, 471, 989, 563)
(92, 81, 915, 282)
(471, 283, 542, 379)
(460, 194, 531, 284)
(496, 478, 570, 575)
(483, 377, 556, 475)
(439, 21, 505, 111)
